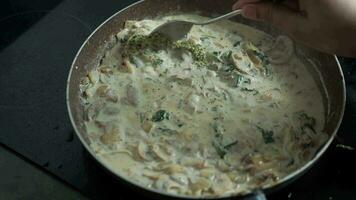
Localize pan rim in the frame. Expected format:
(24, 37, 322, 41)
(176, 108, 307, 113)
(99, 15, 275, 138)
(66, 1, 347, 199)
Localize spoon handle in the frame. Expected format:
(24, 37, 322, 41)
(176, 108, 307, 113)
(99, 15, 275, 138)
(195, 9, 243, 25)
(194, 0, 287, 26)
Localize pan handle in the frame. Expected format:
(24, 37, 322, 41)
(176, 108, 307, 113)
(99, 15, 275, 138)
(242, 191, 267, 200)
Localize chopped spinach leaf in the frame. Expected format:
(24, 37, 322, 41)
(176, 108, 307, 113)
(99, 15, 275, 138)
(206, 51, 222, 62)
(234, 74, 244, 87)
(233, 41, 241, 47)
(157, 127, 177, 133)
(297, 112, 317, 134)
(302, 141, 314, 149)
(257, 126, 275, 144)
(208, 50, 233, 64)
(212, 133, 238, 159)
(152, 58, 163, 67)
(213, 117, 220, 121)
(287, 158, 295, 166)
(241, 88, 259, 95)
(221, 50, 232, 61)
(252, 50, 271, 77)
(129, 56, 136, 66)
(213, 51, 221, 56)
(253, 50, 269, 65)
(231, 73, 251, 88)
(212, 138, 227, 158)
(157, 127, 172, 132)
(224, 64, 236, 72)
(139, 113, 145, 123)
(152, 110, 170, 122)
(212, 123, 224, 135)
(120, 38, 128, 44)
(224, 140, 239, 149)
(152, 127, 179, 136)
(269, 102, 279, 108)
(200, 35, 216, 41)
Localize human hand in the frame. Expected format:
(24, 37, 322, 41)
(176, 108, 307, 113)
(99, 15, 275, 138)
(233, 0, 356, 57)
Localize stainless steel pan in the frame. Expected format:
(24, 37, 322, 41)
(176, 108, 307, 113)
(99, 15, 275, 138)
(66, 0, 346, 199)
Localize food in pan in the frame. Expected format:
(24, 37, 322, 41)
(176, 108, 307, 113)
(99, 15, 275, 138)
(79, 14, 327, 197)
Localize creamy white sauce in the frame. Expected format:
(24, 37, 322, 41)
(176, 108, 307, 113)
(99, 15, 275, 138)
(79, 14, 328, 197)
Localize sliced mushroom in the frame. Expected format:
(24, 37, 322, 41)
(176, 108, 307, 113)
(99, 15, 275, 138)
(96, 85, 109, 97)
(226, 171, 240, 182)
(207, 63, 220, 71)
(124, 20, 140, 29)
(93, 120, 106, 129)
(85, 101, 105, 121)
(107, 147, 133, 156)
(80, 77, 90, 86)
(88, 70, 99, 84)
(142, 169, 160, 180)
(298, 133, 315, 149)
(99, 73, 112, 84)
(213, 41, 224, 48)
(122, 84, 139, 106)
(258, 89, 282, 102)
(246, 49, 261, 66)
(240, 41, 268, 73)
(152, 144, 171, 161)
(116, 28, 130, 42)
(244, 153, 280, 174)
(119, 58, 135, 73)
(131, 56, 145, 68)
(83, 87, 95, 98)
(168, 182, 184, 194)
(170, 173, 189, 185)
(100, 132, 119, 146)
(137, 141, 152, 161)
(154, 174, 182, 192)
(206, 70, 217, 77)
(170, 75, 194, 87)
(89, 142, 106, 155)
(253, 171, 279, 187)
(102, 106, 120, 116)
(181, 157, 206, 169)
(163, 164, 185, 174)
(105, 89, 119, 103)
(190, 178, 211, 195)
(211, 174, 234, 196)
(96, 85, 118, 102)
(200, 168, 216, 178)
(216, 160, 231, 172)
(184, 93, 201, 114)
(96, 122, 121, 147)
(266, 35, 294, 64)
(98, 65, 113, 74)
(244, 153, 264, 167)
(142, 121, 154, 133)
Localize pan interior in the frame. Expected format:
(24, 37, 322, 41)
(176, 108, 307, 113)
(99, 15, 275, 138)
(67, 0, 345, 199)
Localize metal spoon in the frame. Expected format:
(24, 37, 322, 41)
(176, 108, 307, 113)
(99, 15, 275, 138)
(150, 9, 242, 41)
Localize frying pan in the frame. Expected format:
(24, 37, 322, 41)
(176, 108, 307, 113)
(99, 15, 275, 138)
(66, 0, 346, 199)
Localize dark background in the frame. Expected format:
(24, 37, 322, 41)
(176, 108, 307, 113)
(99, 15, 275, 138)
(1, 0, 356, 199)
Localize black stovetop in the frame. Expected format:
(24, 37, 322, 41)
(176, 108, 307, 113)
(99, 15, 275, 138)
(1, 0, 356, 199)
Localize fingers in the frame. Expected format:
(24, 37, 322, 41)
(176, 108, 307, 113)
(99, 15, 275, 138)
(233, 0, 299, 10)
(233, 0, 261, 10)
(241, 2, 307, 38)
(282, 0, 300, 11)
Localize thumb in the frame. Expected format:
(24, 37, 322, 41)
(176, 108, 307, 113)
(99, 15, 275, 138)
(242, 2, 306, 37)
